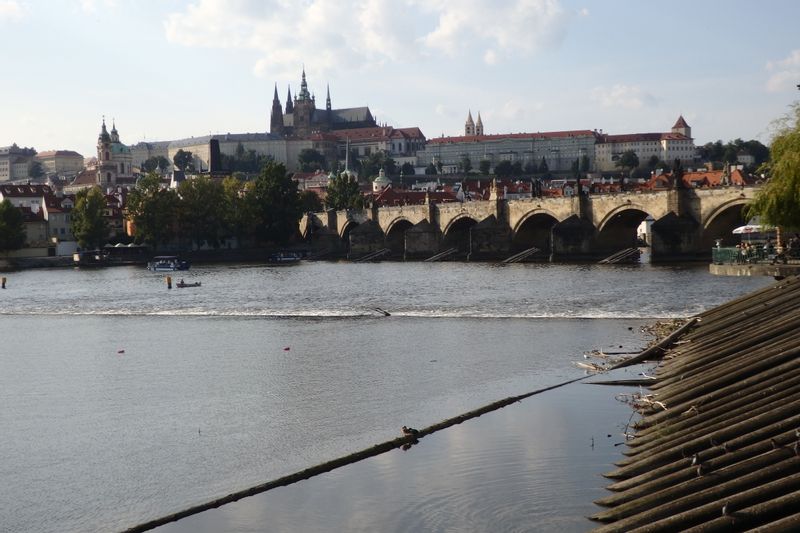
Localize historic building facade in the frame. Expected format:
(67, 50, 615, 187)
(416, 126, 600, 174)
(594, 116, 697, 171)
(95, 119, 135, 187)
(0, 144, 37, 181)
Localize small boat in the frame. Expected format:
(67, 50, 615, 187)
(267, 251, 301, 265)
(147, 256, 190, 272)
(176, 280, 201, 288)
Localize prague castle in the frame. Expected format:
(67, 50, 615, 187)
(270, 69, 377, 137)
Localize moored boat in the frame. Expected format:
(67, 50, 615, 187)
(267, 251, 301, 265)
(147, 256, 190, 272)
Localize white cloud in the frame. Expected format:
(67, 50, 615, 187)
(590, 84, 656, 110)
(79, 0, 117, 14)
(765, 49, 800, 93)
(163, 0, 572, 77)
(579, 7, 589, 16)
(421, 0, 569, 58)
(0, 0, 24, 21)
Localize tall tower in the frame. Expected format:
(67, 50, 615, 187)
(285, 86, 294, 114)
(270, 83, 285, 135)
(476, 112, 484, 136)
(110, 120, 120, 143)
(326, 84, 331, 111)
(465, 110, 475, 136)
(96, 117, 115, 186)
(671, 115, 691, 138)
(292, 68, 316, 137)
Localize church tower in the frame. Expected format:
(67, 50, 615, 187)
(292, 68, 317, 137)
(476, 112, 484, 136)
(96, 117, 116, 186)
(285, 86, 294, 114)
(671, 115, 691, 138)
(270, 83, 284, 135)
(465, 110, 475, 136)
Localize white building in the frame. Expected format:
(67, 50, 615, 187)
(594, 116, 697, 172)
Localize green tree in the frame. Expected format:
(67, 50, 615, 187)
(29, 161, 45, 179)
(580, 154, 591, 173)
(142, 156, 170, 174)
(299, 190, 323, 213)
(126, 172, 179, 247)
(425, 163, 437, 175)
(538, 157, 549, 174)
(747, 102, 800, 229)
(298, 148, 327, 172)
(0, 199, 26, 253)
(360, 151, 396, 180)
(177, 175, 228, 249)
(400, 162, 415, 176)
(479, 159, 491, 175)
(494, 160, 513, 177)
(248, 161, 302, 245)
(222, 175, 256, 246)
(325, 172, 363, 210)
(459, 155, 472, 173)
(71, 186, 109, 249)
(173, 149, 194, 172)
(616, 150, 640, 173)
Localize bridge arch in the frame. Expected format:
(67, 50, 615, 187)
(443, 214, 479, 252)
(511, 210, 560, 254)
(597, 203, 655, 233)
(386, 217, 414, 257)
(340, 219, 358, 241)
(702, 198, 750, 248)
(595, 206, 653, 253)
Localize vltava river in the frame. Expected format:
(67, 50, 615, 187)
(0, 261, 770, 532)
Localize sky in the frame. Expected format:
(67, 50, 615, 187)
(1, 0, 799, 159)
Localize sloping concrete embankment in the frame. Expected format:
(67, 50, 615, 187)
(591, 275, 800, 532)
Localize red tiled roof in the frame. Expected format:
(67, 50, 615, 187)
(427, 130, 599, 144)
(372, 187, 457, 206)
(70, 169, 97, 186)
(35, 150, 84, 158)
(600, 132, 690, 143)
(672, 115, 690, 129)
(0, 184, 53, 197)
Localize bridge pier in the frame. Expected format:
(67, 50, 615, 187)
(468, 215, 512, 261)
(650, 212, 705, 262)
(348, 220, 386, 259)
(404, 221, 441, 260)
(550, 215, 597, 261)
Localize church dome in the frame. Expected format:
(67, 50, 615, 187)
(372, 168, 391, 192)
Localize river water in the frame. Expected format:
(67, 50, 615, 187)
(0, 261, 770, 532)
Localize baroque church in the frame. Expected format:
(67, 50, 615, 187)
(270, 69, 377, 138)
(95, 118, 134, 186)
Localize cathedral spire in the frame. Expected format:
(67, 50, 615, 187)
(465, 110, 476, 136)
(285, 86, 293, 114)
(298, 66, 310, 100)
(326, 84, 331, 111)
(273, 83, 279, 103)
(98, 116, 110, 142)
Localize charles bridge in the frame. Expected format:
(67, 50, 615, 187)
(300, 185, 761, 262)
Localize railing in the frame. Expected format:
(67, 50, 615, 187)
(712, 246, 786, 265)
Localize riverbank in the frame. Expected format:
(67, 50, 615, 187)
(590, 275, 800, 531)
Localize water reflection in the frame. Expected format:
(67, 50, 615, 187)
(158, 381, 635, 533)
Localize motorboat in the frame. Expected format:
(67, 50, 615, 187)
(267, 251, 301, 265)
(147, 256, 190, 272)
(176, 280, 201, 288)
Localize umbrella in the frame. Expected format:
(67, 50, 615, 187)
(732, 224, 771, 234)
